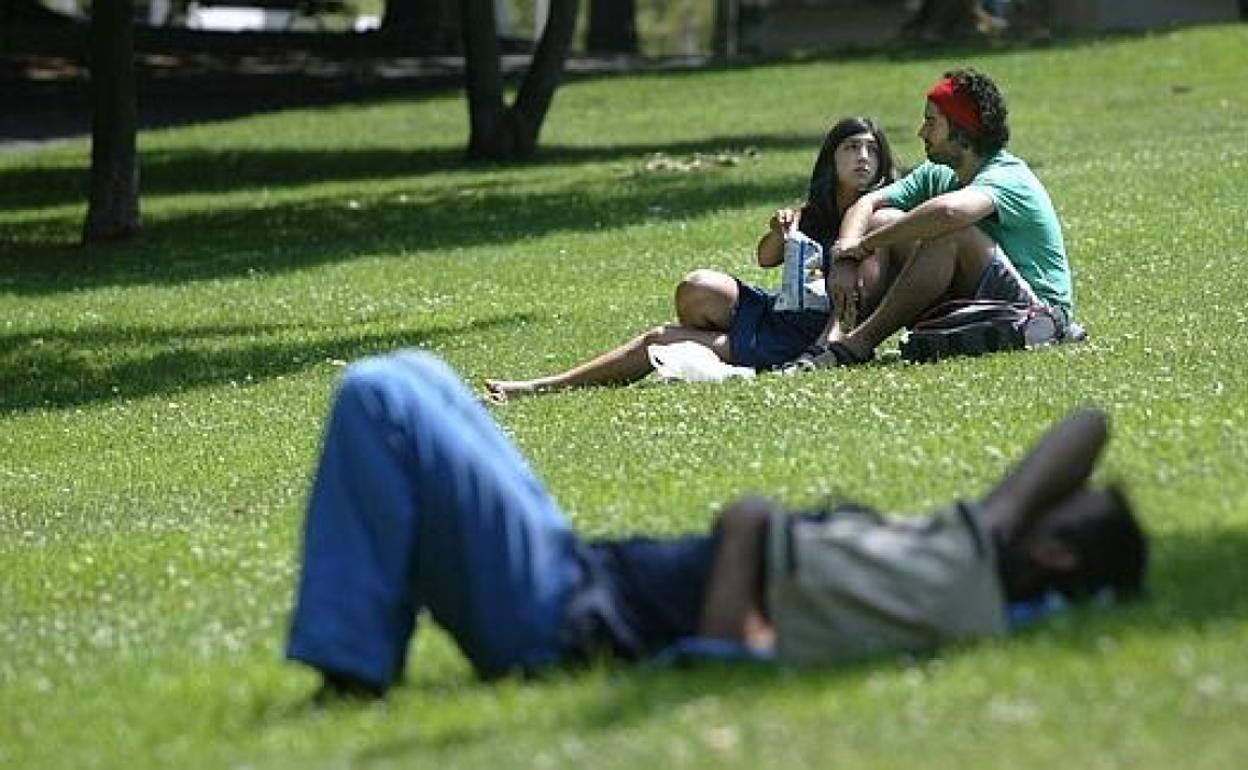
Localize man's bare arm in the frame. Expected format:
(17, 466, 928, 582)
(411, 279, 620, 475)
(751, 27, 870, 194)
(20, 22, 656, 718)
(698, 497, 777, 650)
(856, 188, 996, 255)
(836, 190, 889, 244)
(980, 409, 1110, 547)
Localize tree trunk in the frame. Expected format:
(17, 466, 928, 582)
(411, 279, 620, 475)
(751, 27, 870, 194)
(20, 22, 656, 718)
(462, 0, 580, 160)
(586, 0, 637, 54)
(713, 0, 739, 59)
(462, 0, 508, 157)
(512, 0, 577, 137)
(83, 0, 141, 245)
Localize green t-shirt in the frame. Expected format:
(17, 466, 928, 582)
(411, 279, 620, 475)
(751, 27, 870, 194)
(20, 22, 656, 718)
(882, 150, 1073, 318)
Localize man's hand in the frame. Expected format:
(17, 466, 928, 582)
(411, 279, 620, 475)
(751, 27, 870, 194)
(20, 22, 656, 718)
(829, 236, 869, 262)
(829, 259, 861, 330)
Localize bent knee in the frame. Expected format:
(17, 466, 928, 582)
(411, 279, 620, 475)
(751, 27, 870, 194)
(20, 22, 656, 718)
(676, 268, 730, 300)
(927, 224, 995, 251)
(675, 269, 735, 325)
(341, 355, 400, 391)
(339, 350, 449, 402)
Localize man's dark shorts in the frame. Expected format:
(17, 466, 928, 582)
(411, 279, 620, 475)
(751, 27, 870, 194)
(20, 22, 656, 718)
(971, 248, 1069, 337)
(974, 248, 1036, 302)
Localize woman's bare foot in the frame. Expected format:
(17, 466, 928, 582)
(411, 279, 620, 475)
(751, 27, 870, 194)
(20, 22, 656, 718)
(483, 379, 542, 403)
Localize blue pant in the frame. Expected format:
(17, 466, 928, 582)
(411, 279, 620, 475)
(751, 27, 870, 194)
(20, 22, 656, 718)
(286, 351, 583, 689)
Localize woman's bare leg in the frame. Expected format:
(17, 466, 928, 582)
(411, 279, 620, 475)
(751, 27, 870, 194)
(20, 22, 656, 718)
(485, 269, 739, 401)
(675, 269, 738, 330)
(484, 325, 731, 401)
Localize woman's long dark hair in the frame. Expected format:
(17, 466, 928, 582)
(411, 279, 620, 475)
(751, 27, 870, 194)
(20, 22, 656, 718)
(805, 116, 897, 227)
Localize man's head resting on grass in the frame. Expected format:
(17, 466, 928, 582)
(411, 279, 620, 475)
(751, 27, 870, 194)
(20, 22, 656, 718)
(1001, 483, 1149, 604)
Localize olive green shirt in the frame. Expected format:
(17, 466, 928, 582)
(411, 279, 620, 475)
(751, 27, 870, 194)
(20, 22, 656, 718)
(767, 503, 1007, 665)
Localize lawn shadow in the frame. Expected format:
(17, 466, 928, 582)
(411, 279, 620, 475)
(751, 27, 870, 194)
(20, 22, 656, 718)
(3, 22, 1190, 149)
(1136, 526, 1248, 629)
(0, 132, 838, 211)
(1, 134, 826, 296)
(0, 313, 530, 414)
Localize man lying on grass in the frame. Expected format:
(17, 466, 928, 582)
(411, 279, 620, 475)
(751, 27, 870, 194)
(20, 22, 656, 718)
(286, 350, 1147, 698)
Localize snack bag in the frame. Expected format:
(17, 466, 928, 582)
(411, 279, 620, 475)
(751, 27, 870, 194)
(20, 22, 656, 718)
(774, 225, 830, 312)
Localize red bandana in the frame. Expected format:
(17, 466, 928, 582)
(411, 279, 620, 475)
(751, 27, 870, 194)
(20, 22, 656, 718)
(926, 78, 982, 135)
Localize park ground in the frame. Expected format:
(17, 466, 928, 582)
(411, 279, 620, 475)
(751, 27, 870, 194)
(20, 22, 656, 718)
(1, 22, 1247, 770)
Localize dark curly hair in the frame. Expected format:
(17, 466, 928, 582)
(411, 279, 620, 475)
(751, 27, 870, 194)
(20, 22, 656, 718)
(943, 68, 1010, 156)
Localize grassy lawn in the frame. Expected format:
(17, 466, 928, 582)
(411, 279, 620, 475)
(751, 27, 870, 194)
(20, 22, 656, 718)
(2, 24, 1247, 769)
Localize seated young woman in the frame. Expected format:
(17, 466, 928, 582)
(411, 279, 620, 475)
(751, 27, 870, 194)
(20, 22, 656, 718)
(484, 116, 899, 401)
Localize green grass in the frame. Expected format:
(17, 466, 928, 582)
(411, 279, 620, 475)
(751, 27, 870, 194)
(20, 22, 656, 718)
(3, 24, 1248, 769)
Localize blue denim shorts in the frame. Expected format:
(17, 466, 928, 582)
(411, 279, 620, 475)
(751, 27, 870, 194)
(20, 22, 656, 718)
(727, 280, 830, 369)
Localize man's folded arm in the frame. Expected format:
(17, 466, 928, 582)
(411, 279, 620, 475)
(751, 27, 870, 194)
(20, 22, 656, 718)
(697, 497, 777, 651)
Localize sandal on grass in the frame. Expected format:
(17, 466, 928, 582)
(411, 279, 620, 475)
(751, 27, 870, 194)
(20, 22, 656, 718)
(780, 342, 872, 375)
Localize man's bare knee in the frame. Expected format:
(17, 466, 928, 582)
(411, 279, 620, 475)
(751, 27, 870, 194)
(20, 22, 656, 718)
(910, 235, 960, 265)
(933, 228, 997, 291)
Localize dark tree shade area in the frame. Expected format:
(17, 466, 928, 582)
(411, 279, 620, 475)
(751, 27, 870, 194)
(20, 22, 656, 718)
(5, 0, 586, 243)
(381, 0, 462, 53)
(1, 0, 67, 22)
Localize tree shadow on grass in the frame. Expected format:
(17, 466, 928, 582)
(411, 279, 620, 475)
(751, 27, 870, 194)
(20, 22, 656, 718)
(3, 23, 1179, 148)
(0, 313, 530, 415)
(0, 132, 844, 212)
(0, 136, 827, 296)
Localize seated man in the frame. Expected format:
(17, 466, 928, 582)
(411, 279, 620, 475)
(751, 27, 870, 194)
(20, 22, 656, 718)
(287, 350, 1146, 698)
(788, 67, 1080, 370)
